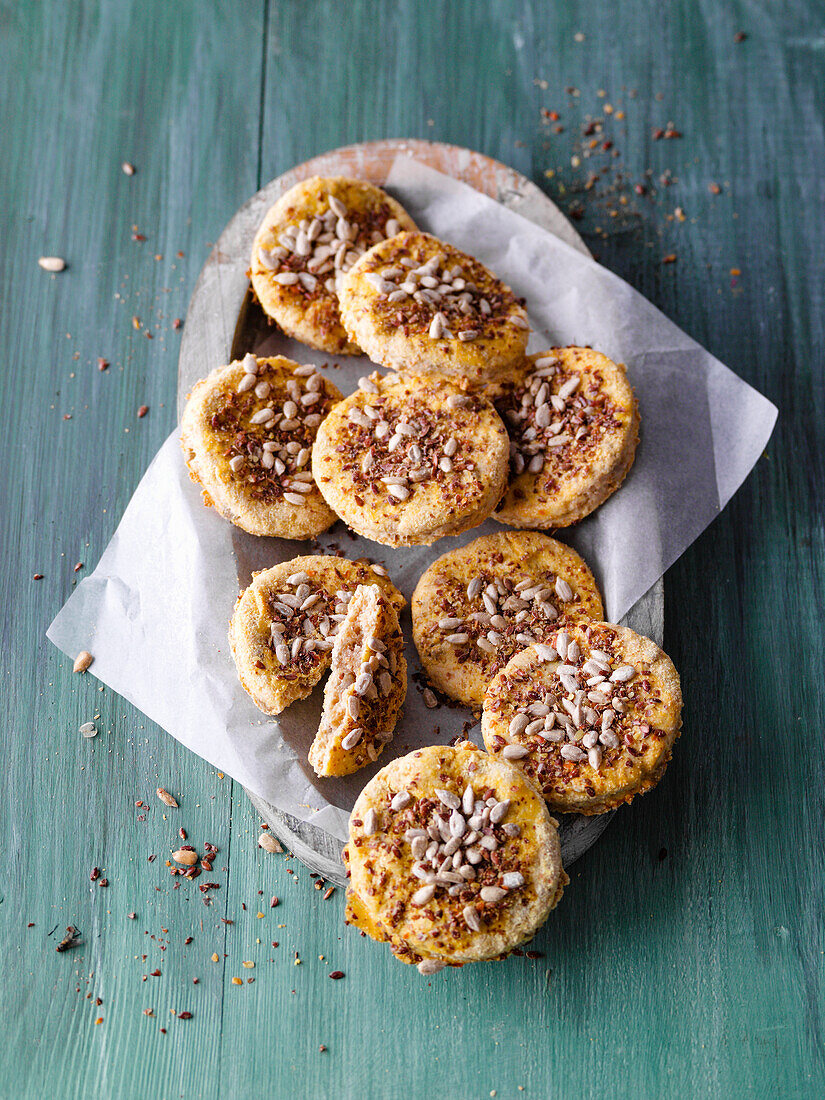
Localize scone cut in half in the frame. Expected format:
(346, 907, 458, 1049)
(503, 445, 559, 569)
(180, 354, 342, 539)
(491, 346, 640, 529)
(338, 231, 530, 385)
(343, 743, 568, 973)
(482, 620, 682, 815)
(230, 555, 404, 717)
(312, 371, 510, 547)
(308, 584, 407, 778)
(250, 177, 417, 354)
(412, 530, 604, 707)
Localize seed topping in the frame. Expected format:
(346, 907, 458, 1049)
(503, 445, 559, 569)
(495, 355, 623, 482)
(257, 191, 404, 301)
(366, 783, 527, 935)
(209, 356, 335, 506)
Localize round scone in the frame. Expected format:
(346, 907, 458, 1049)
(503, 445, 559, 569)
(492, 347, 640, 529)
(343, 743, 567, 971)
(338, 231, 530, 385)
(312, 371, 509, 547)
(482, 620, 682, 815)
(412, 530, 603, 706)
(250, 177, 417, 354)
(308, 584, 407, 778)
(229, 556, 404, 716)
(181, 354, 342, 538)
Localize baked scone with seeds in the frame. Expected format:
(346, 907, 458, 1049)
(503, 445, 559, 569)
(482, 620, 682, 815)
(412, 530, 603, 707)
(250, 177, 417, 355)
(181, 354, 342, 539)
(308, 584, 407, 777)
(230, 556, 404, 716)
(338, 231, 530, 385)
(312, 371, 509, 547)
(343, 743, 567, 972)
(491, 347, 639, 529)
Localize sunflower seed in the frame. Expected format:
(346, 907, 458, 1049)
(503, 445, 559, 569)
(446, 394, 470, 409)
(611, 664, 637, 682)
(417, 959, 445, 975)
(463, 905, 481, 932)
(341, 729, 363, 751)
(502, 744, 529, 761)
(411, 884, 436, 907)
(439, 617, 464, 630)
(480, 886, 507, 904)
(558, 376, 580, 399)
(489, 800, 511, 824)
(467, 577, 483, 600)
(506, 714, 528, 738)
(534, 644, 557, 663)
(390, 790, 411, 811)
(38, 255, 66, 272)
(73, 650, 94, 674)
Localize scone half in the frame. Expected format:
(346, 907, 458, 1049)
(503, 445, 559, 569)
(230, 556, 404, 716)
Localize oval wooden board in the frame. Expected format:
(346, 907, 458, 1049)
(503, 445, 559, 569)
(178, 139, 664, 885)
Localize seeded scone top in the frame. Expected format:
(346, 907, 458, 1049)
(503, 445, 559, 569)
(180, 354, 342, 539)
(411, 530, 604, 706)
(338, 231, 530, 383)
(492, 347, 640, 530)
(250, 177, 417, 355)
(482, 620, 682, 815)
(229, 556, 405, 717)
(344, 743, 567, 971)
(311, 371, 509, 547)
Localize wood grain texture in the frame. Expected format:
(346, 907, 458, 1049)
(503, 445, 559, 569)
(0, 1, 822, 1098)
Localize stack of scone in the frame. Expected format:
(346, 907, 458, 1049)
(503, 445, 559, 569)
(180, 175, 682, 974)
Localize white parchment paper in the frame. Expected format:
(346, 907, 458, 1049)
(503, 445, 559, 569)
(48, 158, 777, 841)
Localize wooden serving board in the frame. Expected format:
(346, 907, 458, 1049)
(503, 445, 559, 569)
(177, 139, 664, 885)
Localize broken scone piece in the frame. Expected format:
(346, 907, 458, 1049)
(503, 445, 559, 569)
(230, 556, 404, 717)
(309, 584, 407, 777)
(343, 742, 567, 973)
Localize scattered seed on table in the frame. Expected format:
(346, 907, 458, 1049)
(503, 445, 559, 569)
(97, 357, 109, 371)
(156, 788, 178, 808)
(137, 405, 149, 418)
(259, 833, 282, 854)
(328, 971, 345, 980)
(38, 256, 66, 272)
(122, 161, 136, 175)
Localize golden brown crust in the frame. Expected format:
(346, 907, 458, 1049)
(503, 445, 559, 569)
(338, 231, 529, 384)
(481, 620, 682, 814)
(250, 177, 417, 354)
(180, 355, 342, 539)
(411, 531, 604, 706)
(343, 743, 567, 968)
(308, 584, 407, 777)
(491, 347, 640, 529)
(312, 371, 510, 547)
(229, 556, 404, 716)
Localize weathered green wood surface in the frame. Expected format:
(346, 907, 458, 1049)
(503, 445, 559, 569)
(1, 2, 822, 1097)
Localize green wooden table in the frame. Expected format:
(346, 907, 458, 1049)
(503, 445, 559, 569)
(1, 3, 822, 1097)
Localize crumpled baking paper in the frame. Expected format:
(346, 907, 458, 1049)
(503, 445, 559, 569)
(48, 157, 777, 841)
